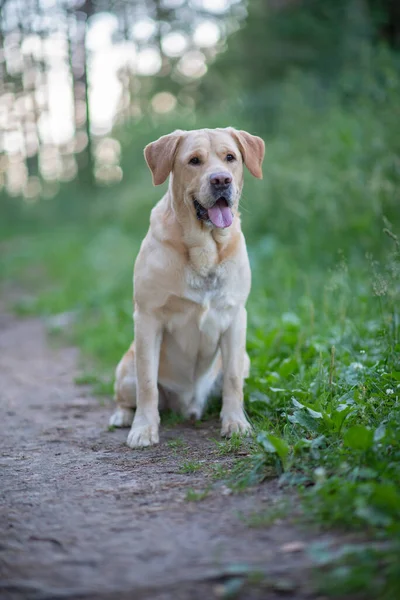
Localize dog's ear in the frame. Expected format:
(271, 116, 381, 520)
(144, 130, 184, 186)
(227, 128, 265, 179)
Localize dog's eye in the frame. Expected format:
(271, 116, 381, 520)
(189, 157, 201, 165)
(226, 154, 236, 162)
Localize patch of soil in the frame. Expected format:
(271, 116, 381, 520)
(0, 310, 336, 600)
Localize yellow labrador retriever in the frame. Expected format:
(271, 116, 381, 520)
(109, 127, 265, 447)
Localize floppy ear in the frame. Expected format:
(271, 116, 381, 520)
(228, 128, 265, 179)
(144, 130, 184, 186)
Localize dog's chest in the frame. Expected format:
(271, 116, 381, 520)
(164, 265, 235, 338)
(187, 266, 222, 295)
(184, 265, 233, 312)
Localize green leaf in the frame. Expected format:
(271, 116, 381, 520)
(373, 424, 386, 442)
(293, 438, 312, 452)
(278, 357, 298, 377)
(311, 435, 326, 449)
(356, 467, 378, 480)
(382, 371, 400, 381)
(344, 425, 373, 451)
(288, 410, 320, 433)
(292, 397, 304, 409)
(330, 405, 353, 432)
(307, 407, 323, 419)
(371, 483, 400, 515)
(355, 503, 392, 527)
(336, 403, 352, 412)
(281, 312, 301, 328)
(292, 398, 324, 420)
(257, 432, 289, 466)
(264, 372, 281, 385)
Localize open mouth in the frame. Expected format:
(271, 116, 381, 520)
(193, 197, 233, 229)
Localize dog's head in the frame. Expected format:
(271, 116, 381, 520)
(144, 128, 265, 229)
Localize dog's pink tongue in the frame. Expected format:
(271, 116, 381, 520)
(208, 199, 233, 228)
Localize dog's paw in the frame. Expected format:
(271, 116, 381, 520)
(221, 413, 252, 438)
(126, 422, 159, 448)
(109, 407, 134, 428)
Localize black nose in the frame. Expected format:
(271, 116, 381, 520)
(210, 171, 232, 189)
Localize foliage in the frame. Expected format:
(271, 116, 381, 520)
(214, 432, 251, 456)
(179, 461, 203, 475)
(240, 227, 400, 598)
(202, 0, 400, 120)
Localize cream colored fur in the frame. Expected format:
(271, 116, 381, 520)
(109, 127, 265, 448)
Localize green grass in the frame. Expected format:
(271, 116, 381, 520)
(179, 461, 203, 475)
(1, 57, 399, 598)
(185, 487, 210, 502)
(167, 438, 187, 450)
(167, 438, 189, 455)
(239, 230, 400, 598)
(208, 463, 230, 481)
(214, 433, 251, 456)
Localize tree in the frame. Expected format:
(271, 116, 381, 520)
(199, 0, 400, 119)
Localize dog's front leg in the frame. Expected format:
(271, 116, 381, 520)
(126, 312, 162, 448)
(220, 306, 252, 437)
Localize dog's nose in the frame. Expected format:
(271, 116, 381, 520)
(210, 172, 232, 189)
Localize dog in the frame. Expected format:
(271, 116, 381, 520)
(109, 127, 265, 448)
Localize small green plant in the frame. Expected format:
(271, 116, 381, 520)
(167, 438, 187, 449)
(209, 463, 230, 481)
(228, 455, 275, 492)
(179, 460, 202, 474)
(214, 432, 249, 456)
(185, 487, 210, 502)
(256, 432, 290, 474)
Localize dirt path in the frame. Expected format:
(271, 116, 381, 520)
(0, 309, 337, 600)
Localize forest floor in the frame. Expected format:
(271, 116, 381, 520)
(0, 305, 351, 600)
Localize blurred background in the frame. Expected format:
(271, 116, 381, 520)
(0, 0, 399, 366)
